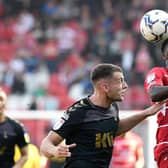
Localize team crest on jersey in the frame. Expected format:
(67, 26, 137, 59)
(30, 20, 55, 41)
(147, 73, 155, 84)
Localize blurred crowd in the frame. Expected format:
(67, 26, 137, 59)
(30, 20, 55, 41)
(1, 1, 167, 167)
(0, 0, 167, 111)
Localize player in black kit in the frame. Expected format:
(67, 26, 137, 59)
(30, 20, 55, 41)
(40, 63, 165, 168)
(0, 89, 29, 168)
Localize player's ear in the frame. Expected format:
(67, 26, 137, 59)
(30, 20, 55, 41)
(101, 81, 109, 92)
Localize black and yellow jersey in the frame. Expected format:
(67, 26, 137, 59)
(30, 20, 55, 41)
(52, 97, 119, 168)
(0, 117, 29, 168)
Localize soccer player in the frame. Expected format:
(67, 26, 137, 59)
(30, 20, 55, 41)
(109, 131, 144, 168)
(144, 38, 168, 168)
(0, 88, 29, 168)
(40, 63, 165, 168)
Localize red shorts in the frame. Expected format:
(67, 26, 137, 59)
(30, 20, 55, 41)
(157, 153, 168, 168)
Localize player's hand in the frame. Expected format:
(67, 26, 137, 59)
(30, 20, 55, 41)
(145, 99, 167, 116)
(53, 143, 76, 158)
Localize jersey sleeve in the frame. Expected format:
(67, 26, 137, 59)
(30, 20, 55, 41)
(14, 121, 29, 148)
(52, 101, 86, 138)
(144, 67, 164, 93)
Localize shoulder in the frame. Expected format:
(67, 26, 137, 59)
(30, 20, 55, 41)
(145, 67, 165, 82)
(7, 117, 26, 130)
(147, 67, 165, 74)
(60, 97, 92, 124)
(66, 98, 90, 115)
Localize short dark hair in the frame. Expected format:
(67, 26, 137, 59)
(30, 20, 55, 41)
(161, 38, 168, 53)
(91, 63, 122, 83)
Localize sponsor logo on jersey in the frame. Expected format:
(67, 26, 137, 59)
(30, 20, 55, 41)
(53, 112, 70, 130)
(53, 118, 65, 130)
(95, 132, 114, 148)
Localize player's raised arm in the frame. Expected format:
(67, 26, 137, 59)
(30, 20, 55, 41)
(116, 101, 165, 136)
(148, 86, 168, 102)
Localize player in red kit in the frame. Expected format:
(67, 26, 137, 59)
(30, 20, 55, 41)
(109, 131, 144, 168)
(144, 38, 168, 168)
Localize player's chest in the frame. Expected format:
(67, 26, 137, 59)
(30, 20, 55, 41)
(80, 117, 118, 136)
(79, 118, 118, 149)
(0, 126, 17, 145)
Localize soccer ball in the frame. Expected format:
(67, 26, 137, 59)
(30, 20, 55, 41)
(140, 9, 168, 43)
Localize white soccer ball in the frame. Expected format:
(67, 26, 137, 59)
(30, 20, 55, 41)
(140, 9, 168, 43)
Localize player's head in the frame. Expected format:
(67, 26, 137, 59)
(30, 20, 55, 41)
(0, 88, 7, 114)
(161, 38, 168, 61)
(90, 63, 128, 101)
(91, 64, 122, 83)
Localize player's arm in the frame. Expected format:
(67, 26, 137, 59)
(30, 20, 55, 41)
(13, 145, 28, 168)
(40, 131, 76, 159)
(116, 101, 164, 136)
(149, 85, 168, 102)
(13, 121, 29, 168)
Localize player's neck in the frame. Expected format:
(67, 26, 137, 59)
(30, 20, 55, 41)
(89, 93, 111, 108)
(0, 113, 6, 123)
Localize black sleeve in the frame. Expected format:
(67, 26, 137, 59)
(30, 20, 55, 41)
(14, 122, 29, 148)
(52, 108, 81, 138)
(52, 99, 88, 138)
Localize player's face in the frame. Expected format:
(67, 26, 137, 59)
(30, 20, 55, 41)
(105, 72, 128, 101)
(0, 90, 7, 114)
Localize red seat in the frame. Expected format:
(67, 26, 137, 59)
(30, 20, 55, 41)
(21, 120, 50, 146)
(58, 95, 75, 110)
(47, 82, 68, 96)
(47, 73, 68, 96)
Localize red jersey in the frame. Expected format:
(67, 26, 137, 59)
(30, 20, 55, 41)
(144, 67, 168, 161)
(109, 132, 144, 168)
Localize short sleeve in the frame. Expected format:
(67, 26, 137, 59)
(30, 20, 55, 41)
(15, 122, 29, 148)
(52, 108, 82, 138)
